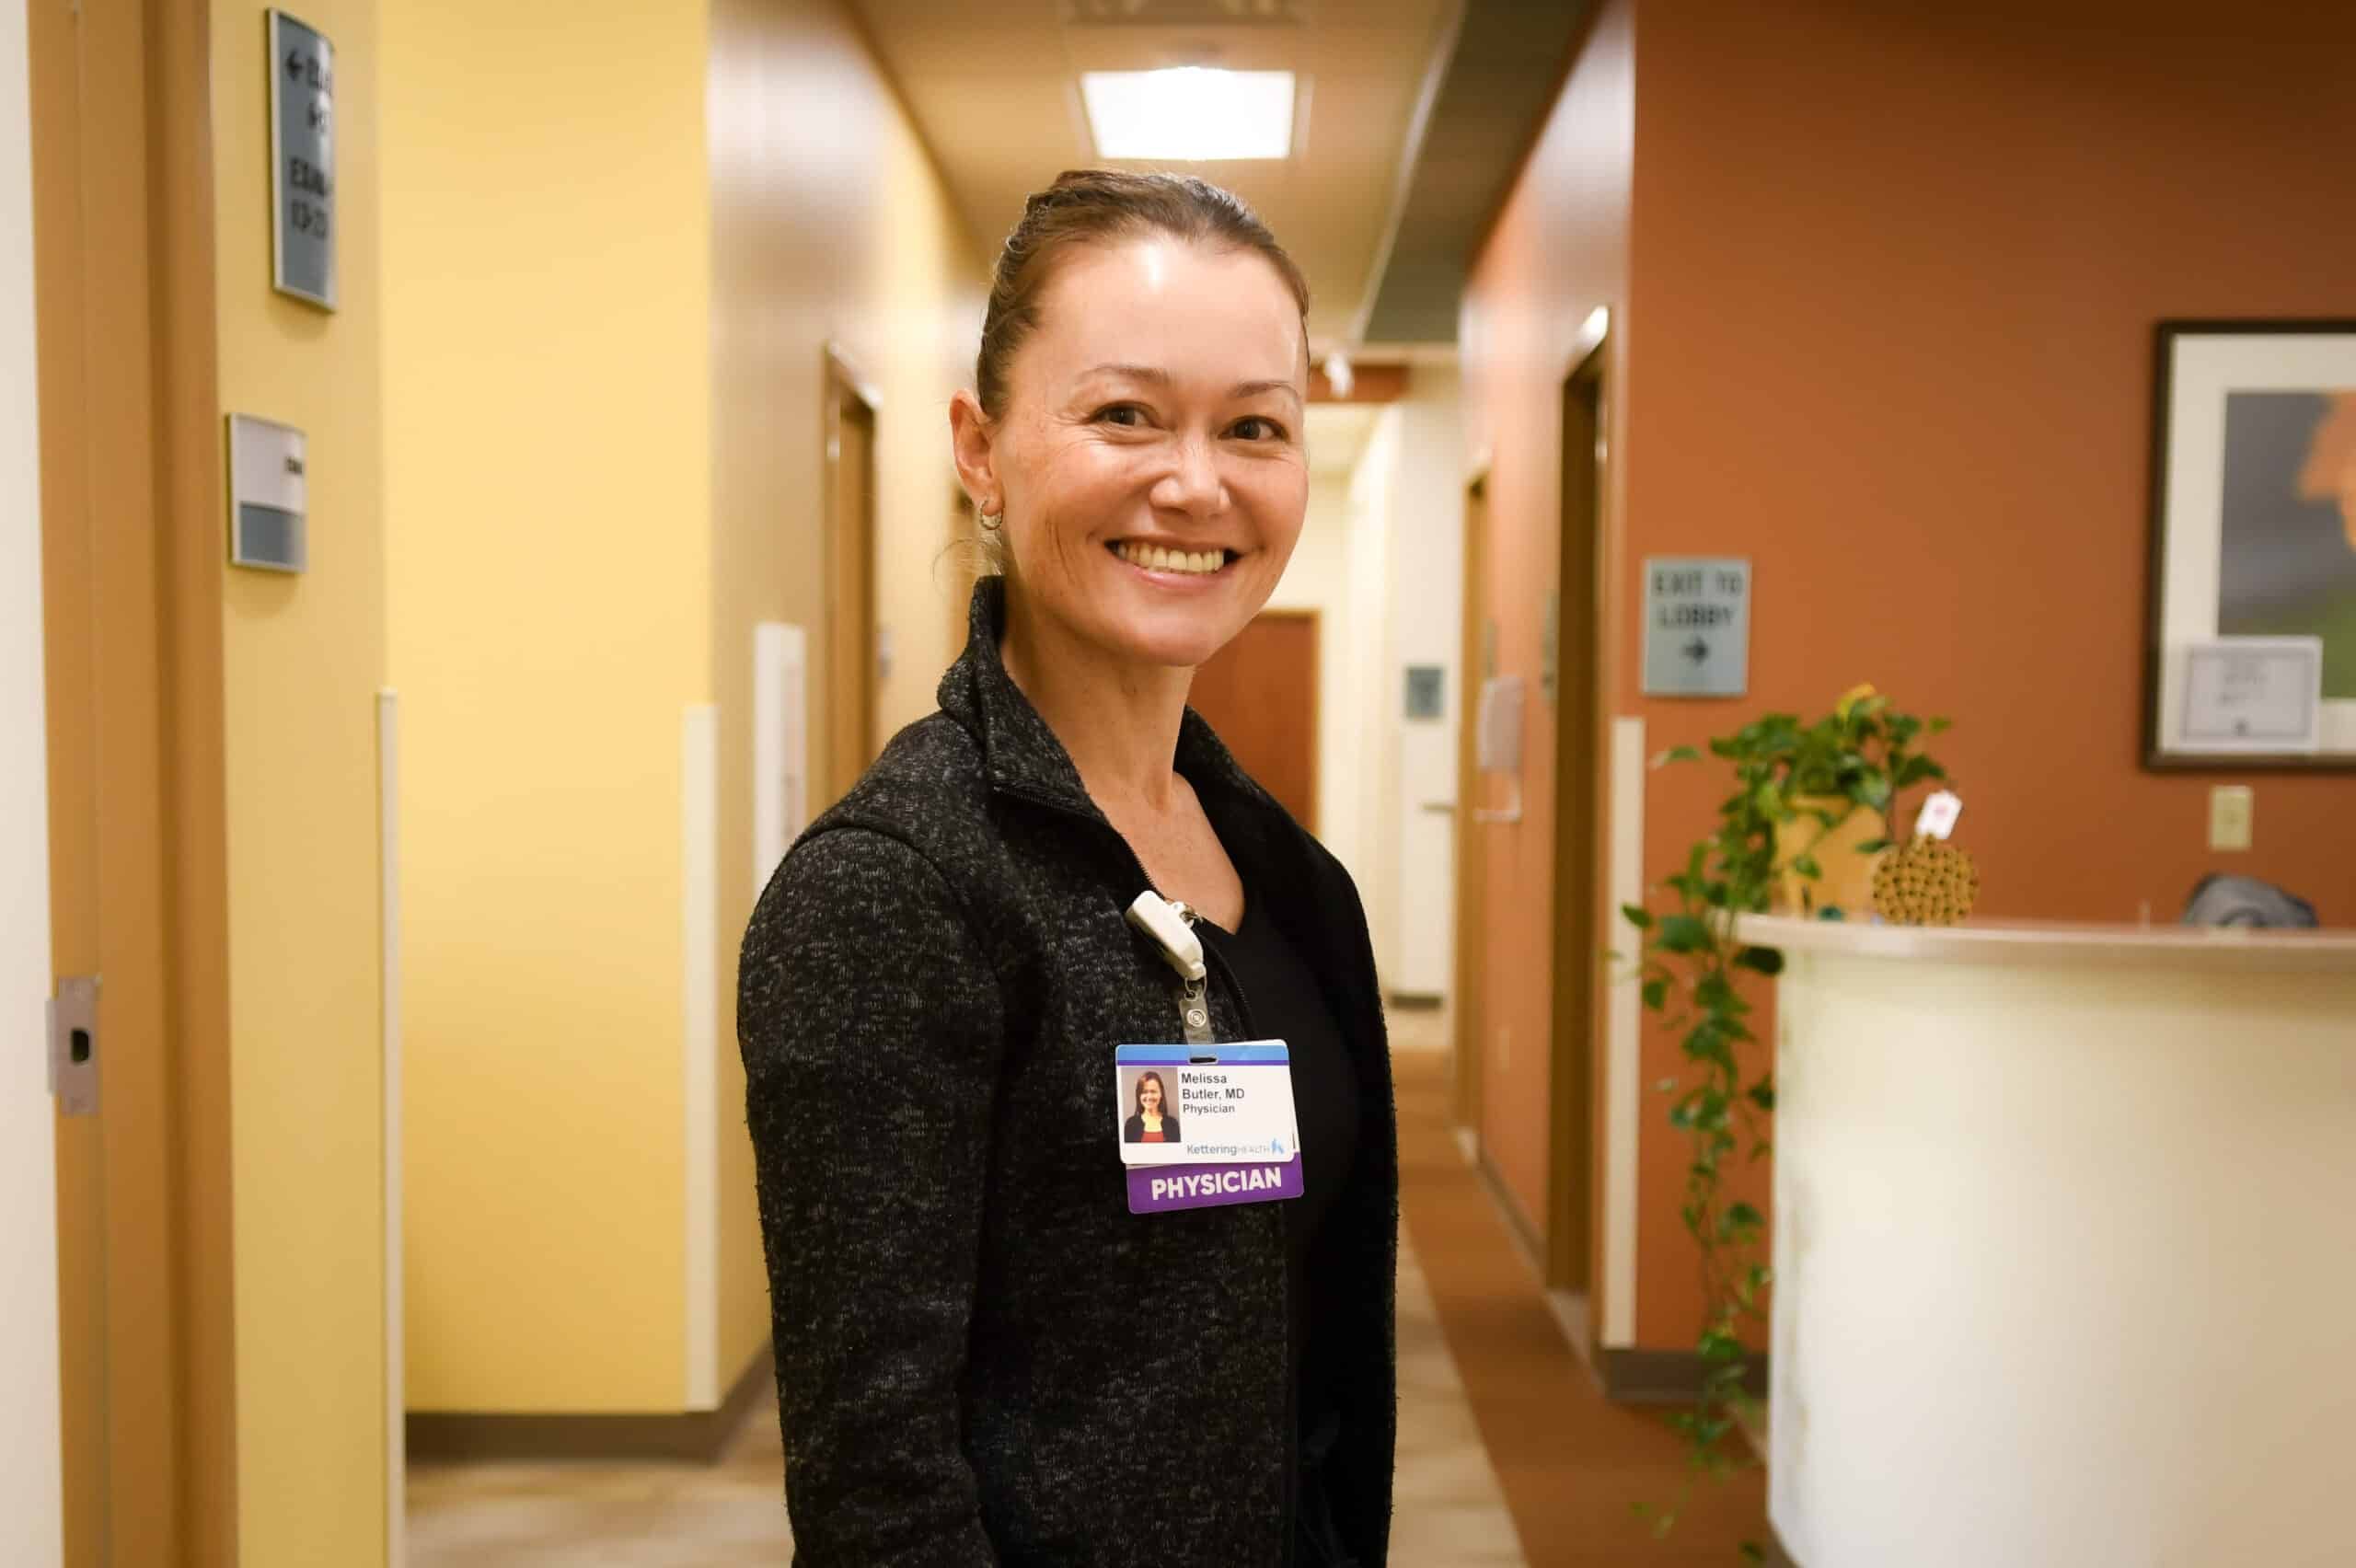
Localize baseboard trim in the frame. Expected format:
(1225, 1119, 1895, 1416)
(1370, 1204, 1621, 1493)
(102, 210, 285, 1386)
(1594, 1344, 1770, 1406)
(407, 1342, 775, 1465)
(1472, 1144, 1548, 1279)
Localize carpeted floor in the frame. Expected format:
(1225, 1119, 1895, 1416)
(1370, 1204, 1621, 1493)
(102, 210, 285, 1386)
(1392, 1036, 1772, 1566)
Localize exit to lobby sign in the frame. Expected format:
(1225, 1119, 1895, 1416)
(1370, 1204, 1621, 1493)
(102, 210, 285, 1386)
(1642, 557, 1750, 698)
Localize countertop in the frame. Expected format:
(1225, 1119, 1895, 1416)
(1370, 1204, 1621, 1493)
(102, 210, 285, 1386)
(1738, 913, 2356, 974)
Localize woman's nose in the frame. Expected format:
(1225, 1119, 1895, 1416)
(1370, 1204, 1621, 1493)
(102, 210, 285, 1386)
(1151, 433, 1228, 519)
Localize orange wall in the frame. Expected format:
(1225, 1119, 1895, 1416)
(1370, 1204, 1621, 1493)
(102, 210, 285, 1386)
(1458, 0, 1633, 1247)
(1468, 0, 2356, 1350)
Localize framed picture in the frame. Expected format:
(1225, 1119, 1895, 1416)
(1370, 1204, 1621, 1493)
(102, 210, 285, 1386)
(2145, 320, 2356, 767)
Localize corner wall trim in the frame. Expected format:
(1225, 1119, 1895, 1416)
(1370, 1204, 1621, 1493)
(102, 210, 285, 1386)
(377, 690, 405, 1566)
(683, 705, 720, 1412)
(407, 1343, 776, 1466)
(1601, 715, 1645, 1348)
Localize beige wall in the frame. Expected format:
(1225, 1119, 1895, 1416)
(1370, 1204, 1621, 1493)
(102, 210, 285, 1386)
(708, 0, 987, 1380)
(1370, 371, 1463, 996)
(212, 0, 389, 1556)
(0, 0, 63, 1552)
(383, 0, 713, 1412)
(1268, 471, 1359, 874)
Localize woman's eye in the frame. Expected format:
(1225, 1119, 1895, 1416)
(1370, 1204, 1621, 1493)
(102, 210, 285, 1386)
(1230, 416, 1287, 442)
(1095, 404, 1148, 428)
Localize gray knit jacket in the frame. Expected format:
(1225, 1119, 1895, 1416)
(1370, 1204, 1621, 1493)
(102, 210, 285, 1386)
(739, 579, 1399, 1566)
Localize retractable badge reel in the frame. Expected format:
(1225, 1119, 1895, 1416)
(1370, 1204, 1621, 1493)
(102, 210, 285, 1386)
(1126, 890, 1212, 1044)
(1117, 892, 1301, 1215)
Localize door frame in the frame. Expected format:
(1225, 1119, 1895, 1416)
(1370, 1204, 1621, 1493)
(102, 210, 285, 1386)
(31, 0, 237, 1558)
(822, 343, 880, 801)
(1449, 471, 1490, 1136)
(1545, 334, 1610, 1304)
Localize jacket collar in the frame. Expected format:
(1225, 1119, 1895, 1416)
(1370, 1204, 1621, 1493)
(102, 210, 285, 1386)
(937, 577, 1270, 824)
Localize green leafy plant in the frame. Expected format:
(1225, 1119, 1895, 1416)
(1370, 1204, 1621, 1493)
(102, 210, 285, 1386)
(1621, 686, 1950, 1552)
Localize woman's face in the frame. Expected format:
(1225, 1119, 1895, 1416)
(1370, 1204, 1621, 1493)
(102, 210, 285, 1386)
(1138, 1076, 1162, 1113)
(959, 236, 1310, 669)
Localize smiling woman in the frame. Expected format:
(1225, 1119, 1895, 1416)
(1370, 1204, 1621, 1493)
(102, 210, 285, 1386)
(738, 169, 1400, 1568)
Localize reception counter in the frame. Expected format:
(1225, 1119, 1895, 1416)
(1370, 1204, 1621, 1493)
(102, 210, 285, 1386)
(1747, 915, 2356, 1568)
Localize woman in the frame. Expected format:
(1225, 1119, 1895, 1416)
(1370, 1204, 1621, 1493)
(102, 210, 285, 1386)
(739, 169, 1397, 1567)
(1123, 1069, 1180, 1145)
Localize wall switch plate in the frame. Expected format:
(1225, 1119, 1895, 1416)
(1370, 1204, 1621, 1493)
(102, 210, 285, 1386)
(2208, 785, 2254, 852)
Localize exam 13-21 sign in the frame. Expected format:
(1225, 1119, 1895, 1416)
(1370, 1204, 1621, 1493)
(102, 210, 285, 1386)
(268, 10, 336, 309)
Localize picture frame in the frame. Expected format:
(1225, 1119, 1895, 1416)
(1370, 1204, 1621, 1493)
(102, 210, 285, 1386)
(2144, 320, 2356, 768)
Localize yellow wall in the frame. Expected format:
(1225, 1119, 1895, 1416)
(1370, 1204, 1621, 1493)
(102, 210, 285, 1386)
(211, 0, 388, 1559)
(382, 0, 713, 1411)
(707, 0, 987, 1379)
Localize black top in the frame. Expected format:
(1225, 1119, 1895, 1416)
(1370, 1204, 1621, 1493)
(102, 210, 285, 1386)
(736, 576, 1398, 1568)
(1121, 1112, 1181, 1143)
(1194, 905, 1362, 1366)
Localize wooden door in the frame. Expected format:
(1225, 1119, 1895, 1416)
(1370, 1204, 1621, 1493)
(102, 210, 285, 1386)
(31, 0, 237, 1561)
(824, 355, 878, 801)
(1548, 344, 1607, 1299)
(1451, 479, 1489, 1132)
(1188, 610, 1318, 832)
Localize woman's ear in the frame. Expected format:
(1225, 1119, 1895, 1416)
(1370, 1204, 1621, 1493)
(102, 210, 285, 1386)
(949, 390, 999, 517)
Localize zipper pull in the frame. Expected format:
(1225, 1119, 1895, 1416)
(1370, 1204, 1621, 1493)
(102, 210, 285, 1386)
(1126, 891, 1214, 1045)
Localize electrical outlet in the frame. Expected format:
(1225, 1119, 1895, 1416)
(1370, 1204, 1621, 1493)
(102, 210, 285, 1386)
(2208, 785, 2254, 852)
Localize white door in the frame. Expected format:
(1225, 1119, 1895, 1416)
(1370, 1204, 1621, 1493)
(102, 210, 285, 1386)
(1, 1, 66, 1549)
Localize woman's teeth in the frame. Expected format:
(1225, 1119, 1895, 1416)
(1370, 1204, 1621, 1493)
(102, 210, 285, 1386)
(1115, 541, 1227, 576)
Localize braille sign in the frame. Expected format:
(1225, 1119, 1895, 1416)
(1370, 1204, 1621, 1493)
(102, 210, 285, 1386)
(1642, 557, 1750, 698)
(268, 11, 336, 309)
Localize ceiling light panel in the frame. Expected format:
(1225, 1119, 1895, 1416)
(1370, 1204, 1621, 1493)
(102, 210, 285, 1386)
(1081, 68, 1297, 160)
(1064, 0, 1304, 25)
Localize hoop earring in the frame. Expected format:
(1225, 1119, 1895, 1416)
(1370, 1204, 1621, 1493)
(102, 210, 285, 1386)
(978, 512, 1003, 532)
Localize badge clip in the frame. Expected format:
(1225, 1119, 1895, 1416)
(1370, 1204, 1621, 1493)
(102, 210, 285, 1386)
(1126, 891, 1205, 982)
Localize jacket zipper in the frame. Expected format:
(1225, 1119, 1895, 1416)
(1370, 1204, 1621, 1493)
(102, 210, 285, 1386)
(996, 779, 1300, 1564)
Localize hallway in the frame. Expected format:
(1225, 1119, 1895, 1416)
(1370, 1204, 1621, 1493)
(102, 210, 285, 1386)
(407, 1017, 1763, 1565)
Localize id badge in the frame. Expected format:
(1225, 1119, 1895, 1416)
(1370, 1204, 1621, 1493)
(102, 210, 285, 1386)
(1114, 1043, 1302, 1215)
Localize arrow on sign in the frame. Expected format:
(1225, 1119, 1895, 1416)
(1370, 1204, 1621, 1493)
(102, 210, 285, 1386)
(1682, 637, 1710, 663)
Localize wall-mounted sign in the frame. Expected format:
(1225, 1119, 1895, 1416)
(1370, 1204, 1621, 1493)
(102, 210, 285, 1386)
(1642, 557, 1750, 698)
(226, 414, 307, 572)
(1403, 665, 1444, 721)
(268, 10, 336, 309)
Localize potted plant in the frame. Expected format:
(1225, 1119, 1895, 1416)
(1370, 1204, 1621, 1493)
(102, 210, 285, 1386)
(1620, 685, 1951, 1551)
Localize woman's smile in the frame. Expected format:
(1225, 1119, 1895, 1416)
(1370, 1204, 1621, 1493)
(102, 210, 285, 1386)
(1108, 538, 1240, 582)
